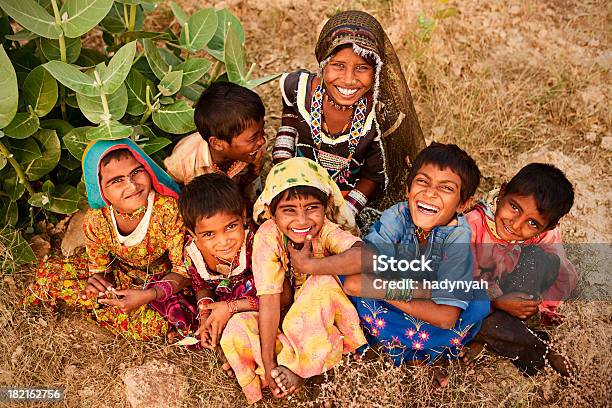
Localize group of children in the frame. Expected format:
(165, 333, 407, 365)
(23, 9, 577, 405)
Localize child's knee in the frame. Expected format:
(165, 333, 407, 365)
(342, 275, 361, 296)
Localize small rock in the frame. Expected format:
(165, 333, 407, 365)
(3, 276, 17, 293)
(11, 346, 24, 366)
(121, 359, 188, 408)
(600, 136, 612, 151)
(584, 132, 597, 143)
(28, 234, 51, 260)
(509, 5, 521, 15)
(61, 210, 87, 257)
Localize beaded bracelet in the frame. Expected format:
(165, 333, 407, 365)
(226, 299, 239, 314)
(385, 280, 413, 301)
(247, 296, 259, 311)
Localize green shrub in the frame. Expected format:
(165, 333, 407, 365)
(0, 0, 278, 271)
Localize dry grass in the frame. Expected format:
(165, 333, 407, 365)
(2, 0, 611, 406)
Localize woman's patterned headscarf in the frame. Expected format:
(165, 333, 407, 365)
(253, 157, 357, 234)
(82, 138, 180, 209)
(315, 10, 426, 206)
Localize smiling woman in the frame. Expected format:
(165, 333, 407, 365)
(23, 139, 198, 343)
(272, 10, 426, 215)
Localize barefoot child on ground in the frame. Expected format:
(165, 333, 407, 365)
(164, 82, 266, 206)
(177, 173, 259, 360)
(219, 157, 366, 404)
(24, 139, 197, 341)
(290, 143, 490, 386)
(462, 163, 577, 375)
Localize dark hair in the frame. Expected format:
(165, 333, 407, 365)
(178, 173, 245, 231)
(407, 142, 481, 203)
(269, 186, 329, 215)
(100, 148, 133, 167)
(194, 82, 265, 144)
(504, 163, 574, 228)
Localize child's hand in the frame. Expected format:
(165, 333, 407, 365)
(493, 292, 541, 319)
(201, 302, 233, 348)
(80, 273, 114, 300)
(288, 234, 315, 275)
(98, 288, 156, 313)
(195, 322, 212, 348)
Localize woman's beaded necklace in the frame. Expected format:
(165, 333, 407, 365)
(309, 83, 367, 184)
(113, 205, 146, 221)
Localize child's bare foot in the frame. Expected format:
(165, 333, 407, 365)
(459, 340, 485, 364)
(215, 346, 233, 377)
(166, 328, 179, 344)
(548, 351, 573, 377)
(431, 365, 448, 389)
(351, 346, 379, 363)
(271, 366, 304, 395)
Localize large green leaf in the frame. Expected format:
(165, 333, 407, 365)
(125, 69, 149, 116)
(40, 118, 73, 136)
(23, 128, 60, 180)
(76, 48, 106, 67)
(247, 73, 282, 89)
(179, 82, 204, 102)
(39, 36, 82, 63)
(5, 29, 39, 41)
(63, 126, 92, 159)
(0, 46, 18, 128)
(224, 23, 247, 84)
(134, 125, 171, 154)
(47, 184, 80, 214)
(0, 0, 61, 39)
(140, 136, 171, 155)
(4, 170, 25, 200)
(101, 40, 136, 94)
(170, 1, 187, 27)
(59, 0, 115, 38)
(4, 112, 39, 139)
(40, 119, 80, 170)
(180, 8, 217, 52)
(86, 120, 132, 140)
(6, 136, 41, 163)
(77, 82, 128, 123)
(208, 8, 243, 52)
(143, 38, 169, 80)
(99, 2, 126, 34)
(177, 58, 211, 87)
(23, 65, 58, 117)
(0, 227, 36, 267)
(152, 100, 195, 134)
(43, 60, 98, 96)
(157, 70, 182, 96)
(0, 197, 18, 227)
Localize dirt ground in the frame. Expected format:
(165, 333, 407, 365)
(1, 0, 610, 407)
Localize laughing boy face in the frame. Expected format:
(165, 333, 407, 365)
(407, 163, 469, 231)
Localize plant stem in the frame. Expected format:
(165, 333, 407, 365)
(123, 3, 130, 29)
(0, 141, 35, 196)
(128, 5, 137, 32)
(100, 92, 110, 117)
(58, 34, 67, 63)
(50, 0, 61, 26)
(139, 108, 152, 125)
(184, 22, 191, 51)
(59, 85, 67, 120)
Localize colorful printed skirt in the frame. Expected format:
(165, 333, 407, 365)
(23, 256, 198, 341)
(350, 294, 490, 365)
(220, 275, 367, 404)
